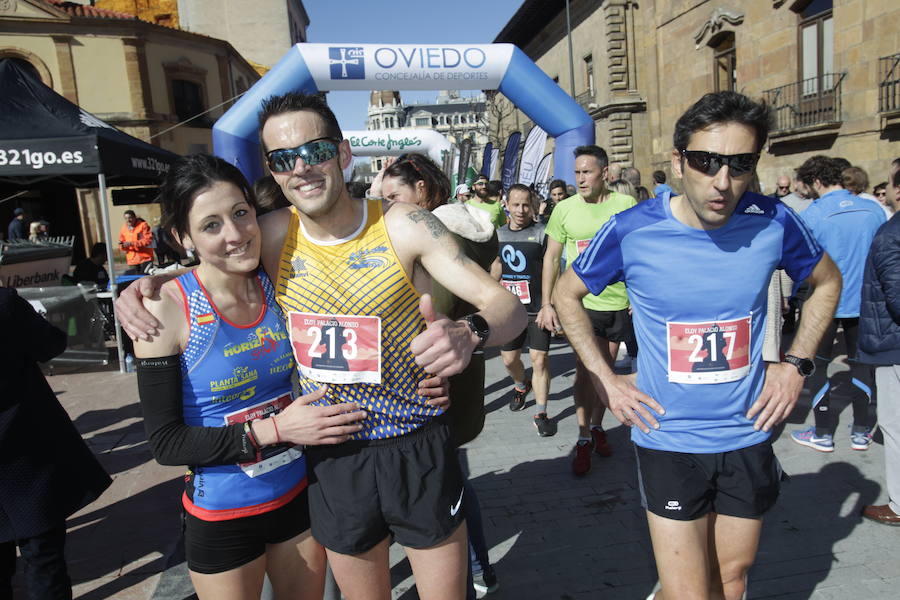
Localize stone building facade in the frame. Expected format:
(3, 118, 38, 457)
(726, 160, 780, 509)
(0, 0, 260, 255)
(493, 0, 900, 193)
(365, 90, 489, 174)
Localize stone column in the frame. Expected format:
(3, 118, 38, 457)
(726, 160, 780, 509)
(51, 35, 78, 104)
(122, 37, 153, 120)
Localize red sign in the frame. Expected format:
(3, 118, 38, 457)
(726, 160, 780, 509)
(666, 316, 751, 384)
(223, 393, 303, 477)
(501, 279, 531, 304)
(288, 312, 381, 384)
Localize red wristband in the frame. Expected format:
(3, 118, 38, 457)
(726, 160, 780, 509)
(271, 416, 281, 444)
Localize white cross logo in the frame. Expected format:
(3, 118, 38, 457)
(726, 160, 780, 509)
(330, 48, 360, 78)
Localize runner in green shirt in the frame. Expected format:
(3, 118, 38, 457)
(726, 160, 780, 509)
(467, 174, 507, 228)
(536, 145, 637, 476)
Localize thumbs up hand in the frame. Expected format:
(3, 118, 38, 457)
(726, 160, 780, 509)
(409, 294, 478, 378)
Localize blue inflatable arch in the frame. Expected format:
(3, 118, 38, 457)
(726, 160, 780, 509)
(213, 43, 594, 185)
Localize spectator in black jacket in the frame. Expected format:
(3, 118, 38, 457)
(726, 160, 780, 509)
(859, 158, 900, 526)
(0, 288, 111, 599)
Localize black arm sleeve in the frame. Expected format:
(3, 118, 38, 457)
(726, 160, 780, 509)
(136, 355, 256, 466)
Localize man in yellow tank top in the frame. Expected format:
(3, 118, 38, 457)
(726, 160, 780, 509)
(255, 93, 525, 600)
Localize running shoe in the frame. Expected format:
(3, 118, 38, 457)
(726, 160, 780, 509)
(508, 380, 531, 411)
(790, 426, 834, 452)
(591, 427, 613, 457)
(850, 428, 873, 451)
(572, 440, 592, 476)
(472, 564, 499, 594)
(533, 413, 554, 437)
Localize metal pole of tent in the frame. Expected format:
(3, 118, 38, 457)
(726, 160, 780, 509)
(97, 173, 126, 373)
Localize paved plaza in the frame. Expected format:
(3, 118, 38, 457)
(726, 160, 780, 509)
(16, 337, 900, 600)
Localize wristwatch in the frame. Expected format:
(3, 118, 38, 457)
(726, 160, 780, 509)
(784, 354, 815, 377)
(463, 313, 490, 351)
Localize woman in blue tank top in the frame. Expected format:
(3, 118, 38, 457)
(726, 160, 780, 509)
(132, 154, 369, 599)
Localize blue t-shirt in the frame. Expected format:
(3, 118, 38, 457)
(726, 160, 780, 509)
(573, 192, 823, 453)
(800, 188, 886, 318)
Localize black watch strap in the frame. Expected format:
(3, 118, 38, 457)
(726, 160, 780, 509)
(464, 313, 490, 351)
(784, 354, 815, 377)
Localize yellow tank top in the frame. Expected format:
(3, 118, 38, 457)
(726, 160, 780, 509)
(274, 199, 441, 440)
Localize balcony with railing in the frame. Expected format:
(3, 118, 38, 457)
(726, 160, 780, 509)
(575, 89, 596, 111)
(879, 53, 900, 115)
(763, 73, 845, 138)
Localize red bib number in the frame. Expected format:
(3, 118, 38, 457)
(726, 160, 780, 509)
(223, 393, 303, 478)
(501, 279, 531, 304)
(288, 312, 381, 384)
(666, 316, 751, 384)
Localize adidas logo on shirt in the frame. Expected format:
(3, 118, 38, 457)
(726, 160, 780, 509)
(744, 204, 765, 215)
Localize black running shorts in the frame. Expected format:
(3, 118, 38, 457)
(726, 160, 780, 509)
(634, 441, 784, 521)
(586, 308, 632, 343)
(306, 417, 466, 555)
(184, 487, 311, 574)
(501, 316, 551, 353)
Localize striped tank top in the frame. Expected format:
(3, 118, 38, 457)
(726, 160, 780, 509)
(274, 199, 441, 440)
(175, 269, 305, 520)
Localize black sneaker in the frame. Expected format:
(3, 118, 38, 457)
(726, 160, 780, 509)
(533, 413, 555, 437)
(508, 381, 531, 411)
(473, 564, 499, 594)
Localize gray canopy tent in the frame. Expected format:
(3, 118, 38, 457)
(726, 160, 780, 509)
(0, 59, 178, 371)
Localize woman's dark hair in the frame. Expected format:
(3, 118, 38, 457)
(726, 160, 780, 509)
(383, 153, 450, 211)
(673, 91, 772, 153)
(159, 154, 257, 244)
(252, 175, 290, 216)
(635, 186, 651, 202)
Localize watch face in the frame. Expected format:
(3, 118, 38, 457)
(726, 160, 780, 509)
(798, 360, 815, 376)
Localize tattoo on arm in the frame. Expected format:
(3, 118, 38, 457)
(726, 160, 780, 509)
(408, 210, 449, 240)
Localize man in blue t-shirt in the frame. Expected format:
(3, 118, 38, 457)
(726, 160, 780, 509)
(553, 92, 841, 600)
(789, 155, 886, 453)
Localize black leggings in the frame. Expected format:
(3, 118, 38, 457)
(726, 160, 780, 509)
(810, 318, 876, 435)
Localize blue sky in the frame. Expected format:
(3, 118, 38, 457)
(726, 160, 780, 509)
(305, 0, 524, 131)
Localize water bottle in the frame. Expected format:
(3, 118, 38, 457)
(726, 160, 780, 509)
(125, 353, 135, 373)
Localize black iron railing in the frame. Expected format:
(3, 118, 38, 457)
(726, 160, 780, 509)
(879, 53, 900, 113)
(763, 73, 845, 132)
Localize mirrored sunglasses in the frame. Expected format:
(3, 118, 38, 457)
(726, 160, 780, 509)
(681, 150, 759, 177)
(266, 138, 340, 172)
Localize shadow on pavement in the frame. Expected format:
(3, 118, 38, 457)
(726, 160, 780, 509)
(66, 477, 184, 600)
(751, 462, 880, 598)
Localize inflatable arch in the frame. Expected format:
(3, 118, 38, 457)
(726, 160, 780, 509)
(213, 43, 594, 185)
(343, 129, 451, 165)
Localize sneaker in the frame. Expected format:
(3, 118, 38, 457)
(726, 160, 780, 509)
(472, 565, 499, 594)
(572, 440, 592, 476)
(533, 413, 555, 437)
(851, 428, 873, 451)
(508, 380, 531, 411)
(591, 427, 613, 457)
(790, 426, 834, 452)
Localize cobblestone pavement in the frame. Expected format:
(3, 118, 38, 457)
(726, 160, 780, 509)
(17, 337, 898, 600)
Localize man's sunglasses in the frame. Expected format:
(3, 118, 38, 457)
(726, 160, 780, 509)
(680, 150, 759, 177)
(266, 138, 340, 173)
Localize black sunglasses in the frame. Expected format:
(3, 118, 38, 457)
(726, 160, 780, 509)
(680, 150, 759, 177)
(266, 138, 340, 173)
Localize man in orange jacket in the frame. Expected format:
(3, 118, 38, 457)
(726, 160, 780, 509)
(118, 210, 154, 274)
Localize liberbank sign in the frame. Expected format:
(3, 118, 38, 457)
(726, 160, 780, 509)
(213, 43, 593, 184)
(300, 44, 509, 90)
